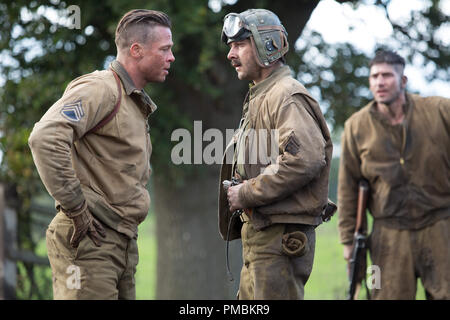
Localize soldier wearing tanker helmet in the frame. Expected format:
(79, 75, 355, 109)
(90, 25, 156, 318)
(217, 9, 336, 300)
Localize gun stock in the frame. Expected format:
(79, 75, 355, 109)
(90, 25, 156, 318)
(347, 180, 369, 300)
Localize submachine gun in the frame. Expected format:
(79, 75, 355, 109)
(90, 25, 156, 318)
(347, 179, 370, 300)
(222, 177, 243, 281)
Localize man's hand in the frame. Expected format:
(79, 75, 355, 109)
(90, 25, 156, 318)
(63, 201, 106, 248)
(70, 210, 106, 248)
(227, 180, 247, 212)
(343, 244, 353, 261)
(343, 244, 353, 276)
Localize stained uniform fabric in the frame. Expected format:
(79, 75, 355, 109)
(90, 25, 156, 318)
(218, 65, 333, 299)
(238, 221, 315, 299)
(338, 93, 450, 299)
(338, 94, 450, 244)
(369, 218, 449, 299)
(29, 61, 155, 299)
(46, 212, 138, 299)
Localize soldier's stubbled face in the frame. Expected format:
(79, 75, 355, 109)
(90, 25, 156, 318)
(137, 25, 175, 83)
(369, 62, 407, 106)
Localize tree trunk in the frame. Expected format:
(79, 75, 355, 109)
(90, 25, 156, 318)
(154, 165, 243, 299)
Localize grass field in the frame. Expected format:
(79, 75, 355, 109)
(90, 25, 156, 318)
(134, 211, 427, 300)
(32, 193, 426, 300)
(135, 213, 158, 299)
(134, 213, 367, 300)
(134, 212, 351, 300)
(28, 154, 427, 299)
(304, 216, 349, 299)
(32, 208, 427, 300)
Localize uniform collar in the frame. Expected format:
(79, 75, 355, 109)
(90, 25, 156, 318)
(110, 60, 157, 115)
(249, 65, 292, 99)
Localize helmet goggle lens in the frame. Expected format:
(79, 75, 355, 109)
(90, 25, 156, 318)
(223, 14, 245, 38)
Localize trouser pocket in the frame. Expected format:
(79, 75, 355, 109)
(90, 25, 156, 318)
(46, 212, 77, 260)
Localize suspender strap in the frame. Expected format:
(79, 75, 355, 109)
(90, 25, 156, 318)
(86, 69, 122, 135)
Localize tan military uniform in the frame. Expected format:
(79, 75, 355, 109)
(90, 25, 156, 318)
(218, 66, 333, 299)
(338, 93, 450, 299)
(45, 211, 138, 299)
(29, 61, 155, 299)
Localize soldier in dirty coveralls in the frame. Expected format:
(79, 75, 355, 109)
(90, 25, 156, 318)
(338, 49, 450, 299)
(218, 9, 335, 300)
(28, 9, 175, 299)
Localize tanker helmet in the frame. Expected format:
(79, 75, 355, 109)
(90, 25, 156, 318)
(221, 9, 289, 67)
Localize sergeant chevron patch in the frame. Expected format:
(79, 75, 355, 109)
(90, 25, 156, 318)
(61, 100, 84, 122)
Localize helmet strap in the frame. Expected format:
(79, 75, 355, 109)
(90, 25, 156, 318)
(248, 24, 288, 68)
(248, 23, 271, 67)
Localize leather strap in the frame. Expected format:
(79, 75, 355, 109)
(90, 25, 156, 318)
(85, 69, 122, 135)
(355, 180, 369, 234)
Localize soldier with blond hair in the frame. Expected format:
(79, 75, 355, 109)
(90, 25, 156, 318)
(29, 9, 175, 299)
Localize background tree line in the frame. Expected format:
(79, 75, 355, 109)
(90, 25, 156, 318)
(0, 0, 448, 299)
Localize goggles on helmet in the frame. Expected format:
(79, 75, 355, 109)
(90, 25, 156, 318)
(222, 13, 247, 40)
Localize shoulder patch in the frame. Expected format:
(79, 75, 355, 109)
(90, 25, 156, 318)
(60, 100, 84, 122)
(284, 132, 301, 156)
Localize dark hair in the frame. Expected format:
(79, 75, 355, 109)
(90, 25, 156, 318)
(115, 9, 171, 50)
(369, 49, 405, 74)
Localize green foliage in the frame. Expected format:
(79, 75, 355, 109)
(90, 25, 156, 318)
(294, 30, 373, 129)
(379, 0, 450, 83)
(15, 261, 53, 300)
(1, 0, 448, 299)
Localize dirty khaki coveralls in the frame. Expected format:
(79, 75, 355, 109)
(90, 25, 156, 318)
(338, 93, 450, 299)
(218, 66, 333, 299)
(28, 61, 156, 299)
